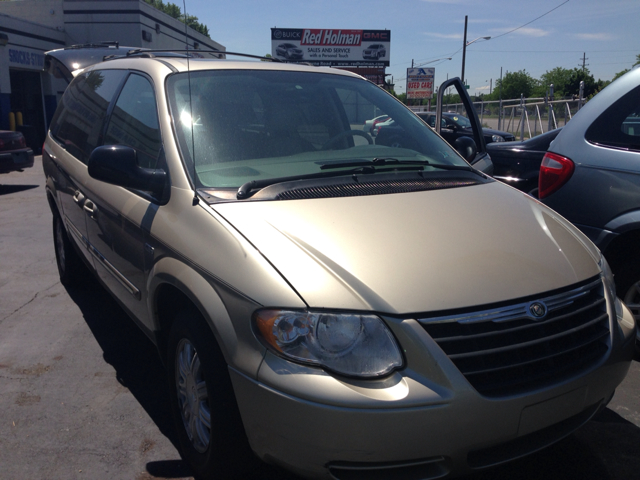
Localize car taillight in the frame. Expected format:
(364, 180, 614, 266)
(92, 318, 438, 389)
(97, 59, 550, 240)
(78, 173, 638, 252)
(539, 152, 575, 199)
(0, 139, 4, 149)
(18, 136, 26, 148)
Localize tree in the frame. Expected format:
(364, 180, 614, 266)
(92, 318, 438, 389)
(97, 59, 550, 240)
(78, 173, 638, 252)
(536, 67, 573, 97)
(612, 53, 640, 82)
(493, 70, 538, 100)
(566, 68, 599, 97)
(143, 0, 210, 38)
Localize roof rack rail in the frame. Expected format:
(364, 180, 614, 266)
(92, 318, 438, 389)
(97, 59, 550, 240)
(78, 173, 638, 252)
(66, 42, 122, 50)
(122, 49, 282, 62)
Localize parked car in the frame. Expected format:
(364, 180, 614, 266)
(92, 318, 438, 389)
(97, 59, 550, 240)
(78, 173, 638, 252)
(0, 130, 34, 174)
(275, 43, 303, 60)
(418, 112, 516, 144)
(362, 44, 386, 60)
(42, 46, 635, 480)
(487, 128, 562, 195)
(539, 66, 640, 356)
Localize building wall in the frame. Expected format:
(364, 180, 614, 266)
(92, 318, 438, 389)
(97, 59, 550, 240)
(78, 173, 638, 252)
(62, 0, 223, 51)
(0, 0, 225, 143)
(0, 0, 65, 30)
(0, 13, 66, 131)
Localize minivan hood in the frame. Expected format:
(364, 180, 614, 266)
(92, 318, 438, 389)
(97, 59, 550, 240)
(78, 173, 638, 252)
(214, 182, 600, 314)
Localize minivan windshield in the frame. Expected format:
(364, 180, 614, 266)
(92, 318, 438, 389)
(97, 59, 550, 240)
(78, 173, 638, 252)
(166, 69, 466, 189)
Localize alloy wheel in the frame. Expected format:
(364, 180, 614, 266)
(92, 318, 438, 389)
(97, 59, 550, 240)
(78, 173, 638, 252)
(175, 338, 211, 453)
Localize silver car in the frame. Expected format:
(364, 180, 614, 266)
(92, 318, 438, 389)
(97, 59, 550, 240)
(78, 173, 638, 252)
(539, 66, 640, 356)
(43, 47, 636, 479)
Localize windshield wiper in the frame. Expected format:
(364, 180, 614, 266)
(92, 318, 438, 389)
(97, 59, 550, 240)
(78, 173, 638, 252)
(236, 164, 425, 199)
(319, 157, 478, 174)
(319, 157, 429, 170)
(236, 159, 481, 199)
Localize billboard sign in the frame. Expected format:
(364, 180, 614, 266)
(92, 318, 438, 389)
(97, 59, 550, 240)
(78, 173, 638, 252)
(406, 68, 435, 99)
(271, 28, 390, 67)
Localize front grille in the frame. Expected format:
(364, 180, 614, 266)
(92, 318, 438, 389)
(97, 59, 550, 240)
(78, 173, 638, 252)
(419, 277, 610, 397)
(274, 177, 480, 200)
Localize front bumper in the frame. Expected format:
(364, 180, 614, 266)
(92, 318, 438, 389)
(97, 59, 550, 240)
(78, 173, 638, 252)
(0, 148, 34, 173)
(231, 309, 635, 479)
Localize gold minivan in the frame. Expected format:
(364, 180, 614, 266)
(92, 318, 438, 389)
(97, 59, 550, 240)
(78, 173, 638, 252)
(43, 46, 636, 479)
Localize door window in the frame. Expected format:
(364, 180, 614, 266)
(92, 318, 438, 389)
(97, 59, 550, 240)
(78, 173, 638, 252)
(50, 70, 127, 164)
(103, 74, 162, 168)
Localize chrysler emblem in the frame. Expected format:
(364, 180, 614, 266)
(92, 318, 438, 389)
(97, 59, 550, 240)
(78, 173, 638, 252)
(528, 301, 547, 319)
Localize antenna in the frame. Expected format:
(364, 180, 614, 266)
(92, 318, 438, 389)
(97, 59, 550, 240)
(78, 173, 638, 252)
(182, 0, 198, 204)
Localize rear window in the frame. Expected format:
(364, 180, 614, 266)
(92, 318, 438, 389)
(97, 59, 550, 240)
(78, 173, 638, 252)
(585, 84, 640, 152)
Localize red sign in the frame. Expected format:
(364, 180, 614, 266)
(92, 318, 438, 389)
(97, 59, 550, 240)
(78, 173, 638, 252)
(301, 30, 364, 46)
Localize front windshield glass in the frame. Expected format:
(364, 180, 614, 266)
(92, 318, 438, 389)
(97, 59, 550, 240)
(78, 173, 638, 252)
(447, 114, 472, 128)
(166, 69, 466, 189)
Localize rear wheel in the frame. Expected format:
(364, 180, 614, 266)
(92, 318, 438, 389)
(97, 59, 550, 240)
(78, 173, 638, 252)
(52, 213, 88, 287)
(167, 307, 258, 479)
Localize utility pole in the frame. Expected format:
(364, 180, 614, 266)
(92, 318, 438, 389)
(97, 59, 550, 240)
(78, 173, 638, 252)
(461, 15, 468, 83)
(579, 52, 589, 72)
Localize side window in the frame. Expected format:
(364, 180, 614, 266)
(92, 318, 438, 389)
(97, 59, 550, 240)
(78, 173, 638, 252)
(586, 84, 640, 152)
(103, 74, 162, 169)
(50, 70, 126, 164)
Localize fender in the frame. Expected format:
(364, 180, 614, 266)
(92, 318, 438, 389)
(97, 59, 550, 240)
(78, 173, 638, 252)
(604, 209, 640, 235)
(147, 256, 267, 379)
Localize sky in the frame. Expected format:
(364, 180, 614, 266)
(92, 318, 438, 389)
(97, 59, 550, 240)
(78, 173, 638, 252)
(182, 0, 640, 96)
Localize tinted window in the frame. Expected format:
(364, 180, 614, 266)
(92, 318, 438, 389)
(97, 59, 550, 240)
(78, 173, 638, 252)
(586, 84, 640, 152)
(50, 70, 126, 164)
(103, 74, 162, 169)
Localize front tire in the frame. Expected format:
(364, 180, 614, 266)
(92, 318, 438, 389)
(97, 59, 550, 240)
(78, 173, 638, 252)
(167, 307, 258, 479)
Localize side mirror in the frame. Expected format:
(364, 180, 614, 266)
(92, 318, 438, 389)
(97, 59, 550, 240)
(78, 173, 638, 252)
(454, 136, 477, 162)
(88, 145, 167, 199)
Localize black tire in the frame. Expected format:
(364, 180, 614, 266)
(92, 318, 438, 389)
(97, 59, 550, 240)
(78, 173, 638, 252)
(606, 243, 640, 359)
(52, 213, 88, 288)
(167, 307, 258, 479)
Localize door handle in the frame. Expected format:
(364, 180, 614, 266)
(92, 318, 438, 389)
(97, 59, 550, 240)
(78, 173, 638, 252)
(73, 190, 85, 204)
(83, 199, 97, 220)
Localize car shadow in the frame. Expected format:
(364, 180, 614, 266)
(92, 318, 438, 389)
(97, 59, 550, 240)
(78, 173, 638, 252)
(0, 184, 39, 195)
(468, 407, 640, 480)
(64, 276, 300, 479)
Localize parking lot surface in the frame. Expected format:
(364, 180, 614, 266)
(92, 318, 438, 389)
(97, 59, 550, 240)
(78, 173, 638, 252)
(1, 157, 638, 479)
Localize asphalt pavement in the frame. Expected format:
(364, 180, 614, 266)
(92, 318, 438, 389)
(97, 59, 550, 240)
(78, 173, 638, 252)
(0, 157, 638, 480)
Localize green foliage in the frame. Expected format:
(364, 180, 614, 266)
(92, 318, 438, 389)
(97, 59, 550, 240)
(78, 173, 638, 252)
(143, 0, 210, 38)
(612, 54, 640, 82)
(493, 70, 538, 100)
(536, 67, 573, 97)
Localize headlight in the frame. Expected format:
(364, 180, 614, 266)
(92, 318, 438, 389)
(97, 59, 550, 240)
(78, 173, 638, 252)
(253, 309, 403, 377)
(491, 134, 505, 142)
(600, 255, 624, 319)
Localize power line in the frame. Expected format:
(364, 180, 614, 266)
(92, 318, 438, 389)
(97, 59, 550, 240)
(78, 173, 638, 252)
(490, 0, 571, 40)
